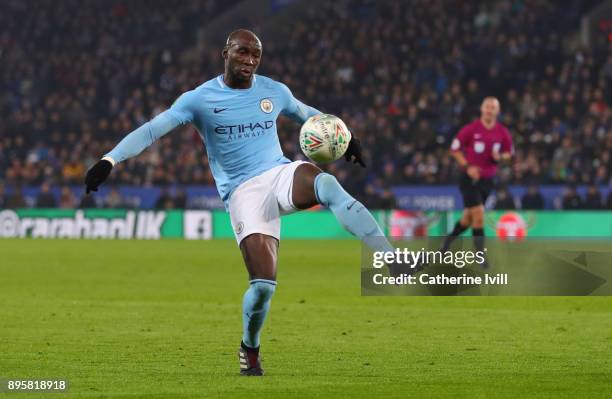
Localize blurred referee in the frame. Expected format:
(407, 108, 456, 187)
(441, 97, 513, 265)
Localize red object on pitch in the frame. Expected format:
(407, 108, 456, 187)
(451, 120, 513, 178)
(390, 210, 429, 237)
(495, 212, 527, 240)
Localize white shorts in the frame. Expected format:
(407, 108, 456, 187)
(228, 161, 308, 244)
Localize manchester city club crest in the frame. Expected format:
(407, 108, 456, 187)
(260, 98, 273, 113)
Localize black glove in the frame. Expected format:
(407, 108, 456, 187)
(344, 136, 366, 167)
(85, 159, 113, 194)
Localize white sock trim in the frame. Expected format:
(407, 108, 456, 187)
(101, 156, 116, 166)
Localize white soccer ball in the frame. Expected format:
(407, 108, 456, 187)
(299, 114, 352, 164)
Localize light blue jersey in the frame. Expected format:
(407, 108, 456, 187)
(105, 74, 320, 203)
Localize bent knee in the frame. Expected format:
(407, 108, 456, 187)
(314, 173, 343, 205)
(315, 173, 338, 190)
(465, 206, 484, 227)
(250, 280, 277, 301)
(460, 212, 472, 226)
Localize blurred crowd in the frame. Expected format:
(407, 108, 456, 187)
(1, 181, 611, 210)
(0, 0, 229, 189)
(491, 184, 612, 210)
(1, 0, 611, 209)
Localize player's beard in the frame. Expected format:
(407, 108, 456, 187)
(238, 66, 254, 80)
(227, 67, 251, 86)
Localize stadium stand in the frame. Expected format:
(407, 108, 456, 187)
(0, 0, 610, 208)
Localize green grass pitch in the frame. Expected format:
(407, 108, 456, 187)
(1, 239, 611, 398)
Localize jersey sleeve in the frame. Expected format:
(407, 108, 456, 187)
(104, 110, 182, 164)
(278, 82, 321, 123)
(167, 89, 198, 125)
(501, 128, 514, 154)
(450, 124, 472, 152)
(104, 90, 198, 164)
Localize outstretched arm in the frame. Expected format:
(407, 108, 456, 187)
(104, 110, 181, 165)
(278, 82, 321, 123)
(85, 90, 196, 193)
(278, 83, 365, 167)
(85, 111, 181, 194)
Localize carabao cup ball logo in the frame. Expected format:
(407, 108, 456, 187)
(495, 211, 527, 241)
(260, 98, 273, 113)
(299, 114, 352, 163)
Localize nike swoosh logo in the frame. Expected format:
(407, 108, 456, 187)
(214, 108, 227, 113)
(347, 200, 357, 211)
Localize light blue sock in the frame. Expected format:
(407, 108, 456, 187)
(242, 279, 276, 348)
(314, 173, 395, 253)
